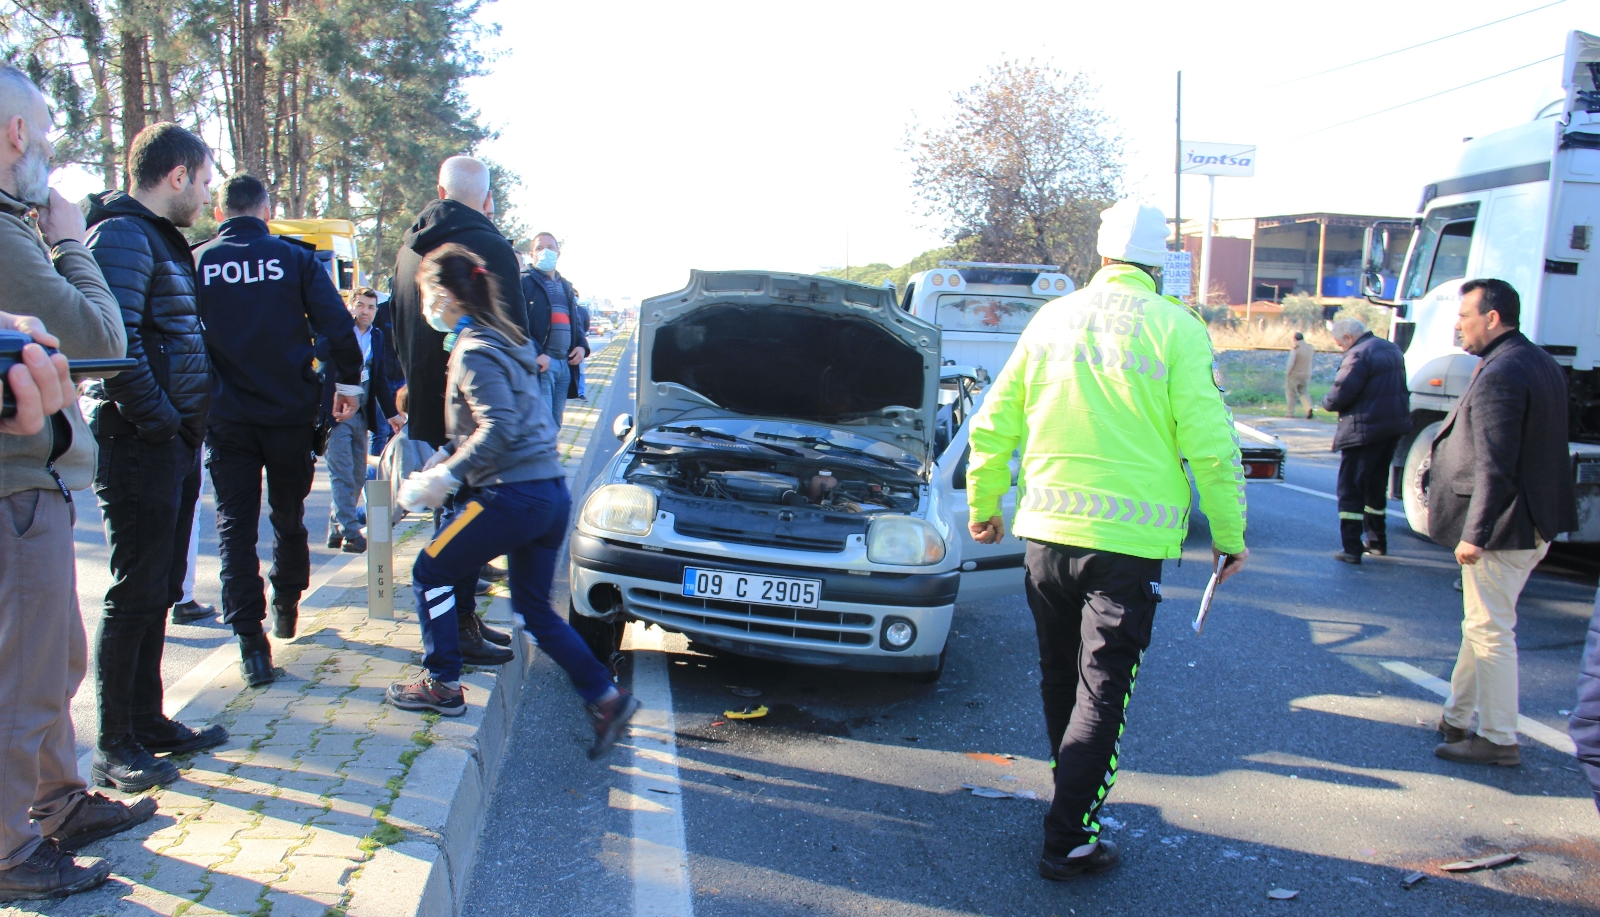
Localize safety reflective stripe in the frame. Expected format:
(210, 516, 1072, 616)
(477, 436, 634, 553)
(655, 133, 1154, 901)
(1022, 486, 1189, 530)
(1363, 506, 1385, 515)
(1338, 511, 1364, 521)
(426, 595, 456, 620)
(1080, 650, 1145, 842)
(1027, 342, 1169, 382)
(425, 501, 484, 558)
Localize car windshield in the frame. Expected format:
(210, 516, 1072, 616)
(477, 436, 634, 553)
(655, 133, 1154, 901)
(1401, 202, 1479, 300)
(935, 293, 1047, 333)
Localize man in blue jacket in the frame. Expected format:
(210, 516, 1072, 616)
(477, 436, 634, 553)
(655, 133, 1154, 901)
(193, 174, 363, 686)
(1323, 318, 1411, 564)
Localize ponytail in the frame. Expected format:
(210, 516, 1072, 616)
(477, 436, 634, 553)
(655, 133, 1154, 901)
(415, 244, 528, 346)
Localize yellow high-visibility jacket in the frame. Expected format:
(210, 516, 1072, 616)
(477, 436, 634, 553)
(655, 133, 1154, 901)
(968, 263, 1247, 559)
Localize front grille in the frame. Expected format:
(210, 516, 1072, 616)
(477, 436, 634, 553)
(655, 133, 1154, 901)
(626, 588, 874, 646)
(673, 521, 846, 552)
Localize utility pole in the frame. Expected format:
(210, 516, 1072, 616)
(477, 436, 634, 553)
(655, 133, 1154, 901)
(1174, 71, 1182, 252)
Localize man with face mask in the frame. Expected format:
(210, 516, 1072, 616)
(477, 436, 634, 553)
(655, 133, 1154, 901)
(83, 122, 219, 795)
(520, 233, 588, 424)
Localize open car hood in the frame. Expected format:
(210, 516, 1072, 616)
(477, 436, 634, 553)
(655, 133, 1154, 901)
(637, 271, 942, 466)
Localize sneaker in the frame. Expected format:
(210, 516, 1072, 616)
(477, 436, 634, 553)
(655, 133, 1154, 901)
(47, 793, 157, 852)
(481, 561, 508, 581)
(1038, 839, 1121, 881)
(1437, 716, 1470, 745)
(587, 690, 642, 760)
(475, 579, 493, 596)
(341, 532, 367, 554)
(170, 600, 214, 625)
(135, 716, 228, 756)
(387, 678, 466, 716)
(1435, 734, 1520, 767)
(0, 839, 110, 902)
(1334, 551, 1363, 565)
(90, 736, 180, 794)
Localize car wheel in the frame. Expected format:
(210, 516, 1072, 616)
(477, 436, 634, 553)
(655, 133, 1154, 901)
(569, 599, 624, 661)
(902, 645, 947, 685)
(1402, 420, 1442, 542)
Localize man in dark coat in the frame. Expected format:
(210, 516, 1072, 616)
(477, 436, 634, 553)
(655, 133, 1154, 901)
(522, 232, 587, 424)
(83, 123, 221, 794)
(1323, 318, 1411, 563)
(389, 156, 524, 448)
(1571, 589, 1600, 816)
(1429, 278, 1578, 767)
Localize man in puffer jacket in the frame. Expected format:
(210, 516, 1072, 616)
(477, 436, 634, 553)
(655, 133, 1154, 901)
(1323, 318, 1411, 563)
(1572, 590, 1600, 815)
(83, 123, 221, 795)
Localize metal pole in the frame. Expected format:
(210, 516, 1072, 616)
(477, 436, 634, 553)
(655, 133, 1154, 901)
(1316, 219, 1328, 305)
(1198, 174, 1216, 308)
(1173, 71, 1182, 250)
(365, 478, 393, 620)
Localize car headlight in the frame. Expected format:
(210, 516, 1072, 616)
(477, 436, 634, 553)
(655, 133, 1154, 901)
(867, 515, 946, 565)
(580, 484, 657, 537)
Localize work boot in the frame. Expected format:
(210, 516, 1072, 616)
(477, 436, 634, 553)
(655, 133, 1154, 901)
(90, 736, 180, 794)
(0, 839, 111, 902)
(272, 601, 298, 640)
(1437, 716, 1470, 745)
(459, 613, 514, 666)
(386, 677, 466, 716)
(1364, 543, 1387, 556)
(1038, 839, 1121, 881)
(326, 529, 342, 549)
(587, 690, 642, 760)
(47, 793, 157, 852)
(135, 715, 228, 756)
(239, 632, 275, 687)
(481, 561, 508, 581)
(341, 532, 367, 554)
(170, 600, 214, 625)
(1334, 551, 1363, 565)
(478, 619, 512, 647)
(1435, 734, 1520, 767)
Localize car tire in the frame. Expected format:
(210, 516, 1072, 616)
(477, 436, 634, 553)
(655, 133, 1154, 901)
(1402, 420, 1443, 543)
(569, 599, 624, 661)
(902, 645, 947, 684)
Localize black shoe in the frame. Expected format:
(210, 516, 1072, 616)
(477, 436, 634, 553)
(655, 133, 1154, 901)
(170, 600, 214, 625)
(478, 619, 512, 647)
(1334, 551, 1363, 565)
(0, 839, 110, 902)
(1364, 544, 1387, 556)
(475, 578, 493, 596)
(342, 532, 367, 554)
(272, 602, 298, 640)
(239, 632, 275, 687)
(135, 716, 228, 755)
(327, 530, 342, 549)
(1038, 839, 1120, 881)
(47, 793, 157, 852)
(90, 737, 180, 794)
(459, 613, 514, 666)
(588, 691, 642, 760)
(481, 561, 508, 581)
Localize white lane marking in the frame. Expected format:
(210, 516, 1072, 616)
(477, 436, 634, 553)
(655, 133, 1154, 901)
(623, 622, 693, 917)
(1381, 660, 1577, 756)
(1275, 482, 1407, 520)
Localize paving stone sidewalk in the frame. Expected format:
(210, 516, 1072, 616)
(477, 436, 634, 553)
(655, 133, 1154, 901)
(3, 330, 634, 917)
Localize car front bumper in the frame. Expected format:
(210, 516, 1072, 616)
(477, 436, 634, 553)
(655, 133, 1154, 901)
(568, 533, 956, 672)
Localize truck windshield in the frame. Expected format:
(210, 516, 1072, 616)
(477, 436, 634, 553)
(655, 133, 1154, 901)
(1400, 202, 1479, 300)
(935, 294, 1047, 333)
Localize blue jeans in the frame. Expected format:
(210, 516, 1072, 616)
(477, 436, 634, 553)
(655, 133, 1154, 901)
(539, 361, 570, 427)
(411, 478, 612, 699)
(326, 403, 367, 540)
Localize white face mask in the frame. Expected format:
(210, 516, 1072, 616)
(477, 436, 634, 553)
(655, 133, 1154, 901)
(422, 287, 453, 333)
(534, 248, 559, 272)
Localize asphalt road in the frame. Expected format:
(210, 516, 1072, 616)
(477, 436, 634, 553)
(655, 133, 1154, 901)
(465, 385, 1600, 915)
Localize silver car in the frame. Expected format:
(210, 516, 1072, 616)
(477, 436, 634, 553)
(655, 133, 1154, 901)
(566, 270, 1025, 681)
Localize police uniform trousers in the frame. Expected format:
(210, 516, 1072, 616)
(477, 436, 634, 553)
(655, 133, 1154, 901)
(1335, 438, 1398, 554)
(206, 421, 316, 634)
(1024, 540, 1161, 855)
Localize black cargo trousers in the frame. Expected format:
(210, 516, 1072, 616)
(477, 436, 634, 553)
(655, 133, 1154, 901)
(206, 421, 317, 635)
(1024, 540, 1162, 856)
(1335, 438, 1399, 554)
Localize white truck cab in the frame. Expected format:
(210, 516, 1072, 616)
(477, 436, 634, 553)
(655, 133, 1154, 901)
(1364, 30, 1600, 542)
(901, 262, 1074, 380)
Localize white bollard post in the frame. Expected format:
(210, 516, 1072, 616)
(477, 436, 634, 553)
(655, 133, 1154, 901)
(365, 478, 394, 620)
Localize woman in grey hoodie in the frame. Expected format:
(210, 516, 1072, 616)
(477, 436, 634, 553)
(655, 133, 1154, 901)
(389, 244, 639, 758)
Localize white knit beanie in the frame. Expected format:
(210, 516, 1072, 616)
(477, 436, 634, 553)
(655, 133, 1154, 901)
(1096, 201, 1170, 267)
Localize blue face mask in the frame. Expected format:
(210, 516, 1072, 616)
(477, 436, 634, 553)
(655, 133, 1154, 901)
(534, 248, 559, 272)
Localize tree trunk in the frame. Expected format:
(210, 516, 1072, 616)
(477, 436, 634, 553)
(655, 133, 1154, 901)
(84, 53, 118, 189)
(155, 60, 175, 123)
(119, 30, 147, 149)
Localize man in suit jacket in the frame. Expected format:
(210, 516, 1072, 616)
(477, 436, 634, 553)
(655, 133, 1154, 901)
(1428, 278, 1578, 766)
(318, 287, 398, 555)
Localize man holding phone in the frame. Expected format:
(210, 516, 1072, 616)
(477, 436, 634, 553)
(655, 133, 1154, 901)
(966, 201, 1249, 881)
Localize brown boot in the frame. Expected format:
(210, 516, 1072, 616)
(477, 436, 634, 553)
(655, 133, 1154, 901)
(1435, 734, 1520, 767)
(0, 839, 110, 902)
(47, 793, 157, 851)
(1437, 716, 1470, 745)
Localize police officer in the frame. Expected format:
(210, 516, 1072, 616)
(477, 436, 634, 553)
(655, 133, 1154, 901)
(966, 201, 1250, 880)
(193, 174, 363, 686)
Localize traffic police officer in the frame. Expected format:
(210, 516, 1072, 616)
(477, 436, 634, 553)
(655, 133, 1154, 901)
(967, 201, 1250, 880)
(193, 174, 363, 686)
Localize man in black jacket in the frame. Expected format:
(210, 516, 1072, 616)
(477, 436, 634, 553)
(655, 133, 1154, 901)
(1323, 318, 1411, 563)
(83, 123, 221, 793)
(522, 233, 588, 424)
(317, 286, 399, 553)
(193, 175, 364, 686)
(1429, 278, 1578, 767)
(390, 156, 524, 448)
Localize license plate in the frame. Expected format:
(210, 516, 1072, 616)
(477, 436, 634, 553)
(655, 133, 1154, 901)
(681, 567, 821, 608)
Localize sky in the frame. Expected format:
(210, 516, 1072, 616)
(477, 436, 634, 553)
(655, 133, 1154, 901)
(463, 0, 1597, 304)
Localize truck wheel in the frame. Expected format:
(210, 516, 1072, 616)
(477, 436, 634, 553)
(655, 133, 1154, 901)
(1402, 420, 1443, 542)
(569, 599, 624, 661)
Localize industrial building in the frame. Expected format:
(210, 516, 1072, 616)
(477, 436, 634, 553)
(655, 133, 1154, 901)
(1179, 212, 1410, 309)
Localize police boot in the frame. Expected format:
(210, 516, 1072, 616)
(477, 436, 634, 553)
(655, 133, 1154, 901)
(1364, 511, 1388, 556)
(239, 633, 275, 687)
(458, 612, 513, 666)
(271, 594, 299, 640)
(1335, 519, 1364, 565)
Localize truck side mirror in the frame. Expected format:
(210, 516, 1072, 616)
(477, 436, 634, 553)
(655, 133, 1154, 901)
(1361, 270, 1385, 298)
(612, 413, 633, 441)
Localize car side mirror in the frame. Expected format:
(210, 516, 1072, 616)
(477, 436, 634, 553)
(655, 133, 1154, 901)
(612, 413, 633, 441)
